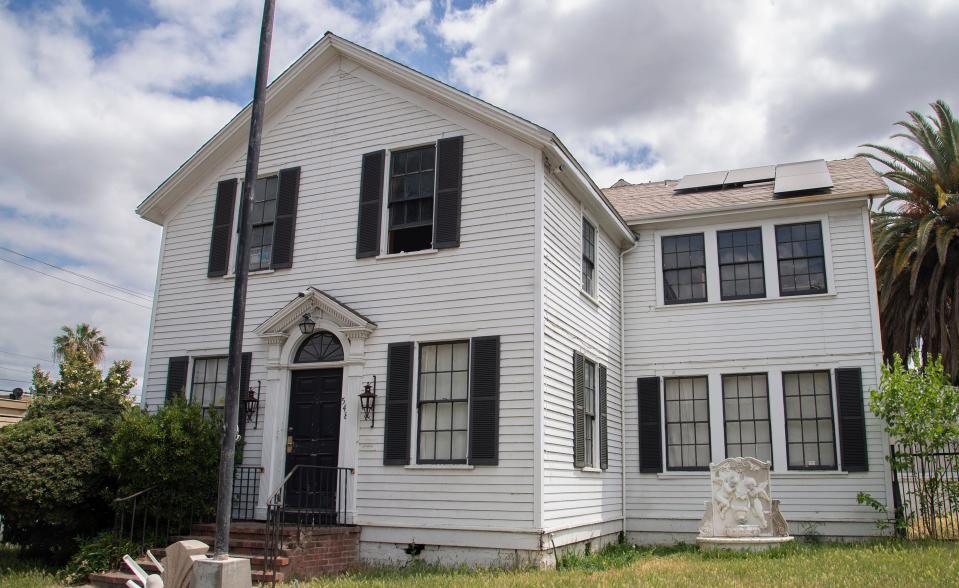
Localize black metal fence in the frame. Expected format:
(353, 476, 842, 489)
(114, 465, 262, 551)
(890, 443, 959, 539)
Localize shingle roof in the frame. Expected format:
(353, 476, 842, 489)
(603, 156, 887, 223)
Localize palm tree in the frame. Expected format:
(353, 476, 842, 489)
(53, 323, 107, 364)
(862, 100, 959, 377)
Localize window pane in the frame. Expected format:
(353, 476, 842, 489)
(435, 431, 452, 461)
(452, 402, 468, 429)
(436, 372, 452, 400)
(662, 234, 707, 304)
(452, 371, 468, 400)
(664, 376, 710, 469)
(436, 344, 452, 372)
(717, 228, 765, 300)
(420, 403, 436, 431)
(453, 343, 469, 370)
(783, 370, 837, 470)
(419, 374, 435, 401)
(422, 345, 436, 372)
(775, 221, 827, 295)
(722, 374, 771, 464)
(452, 431, 468, 460)
(419, 432, 435, 461)
(436, 402, 452, 430)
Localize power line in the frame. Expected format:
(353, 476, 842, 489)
(0, 245, 153, 301)
(0, 257, 152, 310)
(0, 349, 52, 363)
(0, 377, 30, 384)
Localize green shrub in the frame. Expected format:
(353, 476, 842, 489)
(0, 349, 134, 563)
(62, 531, 141, 585)
(109, 399, 223, 525)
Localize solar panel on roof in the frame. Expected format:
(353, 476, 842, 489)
(774, 160, 832, 194)
(674, 170, 728, 191)
(724, 165, 776, 186)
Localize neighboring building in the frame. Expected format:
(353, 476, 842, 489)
(136, 33, 890, 567)
(0, 395, 30, 428)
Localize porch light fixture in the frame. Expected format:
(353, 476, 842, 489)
(298, 313, 316, 335)
(244, 384, 260, 425)
(359, 375, 377, 427)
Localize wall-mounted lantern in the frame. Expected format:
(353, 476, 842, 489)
(244, 382, 260, 428)
(298, 313, 316, 335)
(359, 376, 377, 427)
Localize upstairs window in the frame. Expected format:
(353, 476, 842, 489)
(582, 218, 596, 295)
(249, 175, 278, 271)
(775, 221, 827, 296)
(718, 227, 765, 300)
(389, 145, 436, 254)
(662, 233, 707, 304)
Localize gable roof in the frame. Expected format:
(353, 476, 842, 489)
(136, 32, 634, 244)
(603, 157, 888, 224)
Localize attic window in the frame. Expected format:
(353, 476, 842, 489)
(388, 145, 435, 253)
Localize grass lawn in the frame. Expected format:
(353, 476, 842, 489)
(2, 540, 958, 587)
(289, 541, 959, 588)
(0, 544, 60, 588)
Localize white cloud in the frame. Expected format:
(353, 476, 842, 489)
(436, 0, 959, 186)
(0, 0, 433, 394)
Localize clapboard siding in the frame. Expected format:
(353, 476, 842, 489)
(622, 204, 888, 535)
(540, 173, 624, 529)
(144, 60, 537, 530)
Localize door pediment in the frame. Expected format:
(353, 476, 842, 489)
(254, 287, 376, 343)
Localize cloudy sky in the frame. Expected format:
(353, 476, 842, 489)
(1, 0, 957, 396)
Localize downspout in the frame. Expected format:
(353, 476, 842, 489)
(619, 233, 638, 538)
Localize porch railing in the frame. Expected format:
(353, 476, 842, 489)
(264, 465, 354, 586)
(114, 465, 262, 551)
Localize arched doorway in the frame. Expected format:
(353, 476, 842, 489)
(285, 331, 344, 512)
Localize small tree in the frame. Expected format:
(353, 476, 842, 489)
(863, 351, 959, 536)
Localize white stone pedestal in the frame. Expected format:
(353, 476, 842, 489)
(697, 535, 794, 552)
(190, 557, 252, 588)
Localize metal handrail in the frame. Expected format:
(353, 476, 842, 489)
(113, 485, 158, 504)
(265, 465, 354, 586)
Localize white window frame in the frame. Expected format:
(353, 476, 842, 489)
(652, 213, 834, 307)
(581, 214, 597, 297)
(576, 350, 602, 472)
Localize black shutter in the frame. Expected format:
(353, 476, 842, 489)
(238, 352, 252, 436)
(356, 150, 385, 258)
(638, 377, 663, 473)
(433, 136, 463, 249)
(599, 364, 608, 471)
(468, 336, 500, 465)
(271, 167, 300, 269)
(835, 368, 868, 472)
(207, 179, 237, 277)
(573, 352, 586, 468)
(165, 356, 189, 403)
(383, 342, 413, 465)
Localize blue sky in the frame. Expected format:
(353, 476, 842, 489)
(0, 0, 956, 393)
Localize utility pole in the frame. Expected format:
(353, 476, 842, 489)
(213, 0, 276, 560)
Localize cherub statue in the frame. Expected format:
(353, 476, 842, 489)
(742, 476, 770, 527)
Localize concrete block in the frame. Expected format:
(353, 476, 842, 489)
(190, 557, 252, 588)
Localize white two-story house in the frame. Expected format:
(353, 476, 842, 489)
(136, 33, 890, 567)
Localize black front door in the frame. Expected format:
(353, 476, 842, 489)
(285, 368, 342, 512)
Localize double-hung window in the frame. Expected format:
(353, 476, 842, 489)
(417, 341, 469, 464)
(722, 374, 772, 463)
(664, 376, 710, 470)
(717, 227, 765, 300)
(662, 234, 707, 304)
(190, 357, 228, 417)
(582, 218, 596, 295)
(249, 175, 278, 271)
(783, 371, 837, 470)
(775, 221, 827, 295)
(582, 359, 596, 467)
(389, 145, 436, 254)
